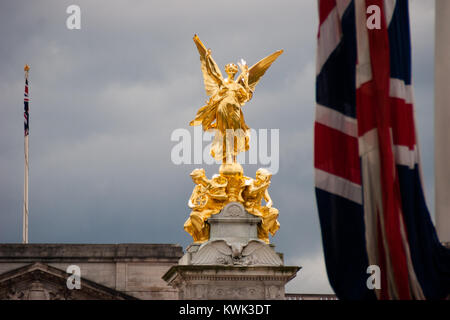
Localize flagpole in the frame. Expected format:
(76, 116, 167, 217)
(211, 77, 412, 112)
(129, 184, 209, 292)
(23, 135, 29, 244)
(23, 64, 30, 244)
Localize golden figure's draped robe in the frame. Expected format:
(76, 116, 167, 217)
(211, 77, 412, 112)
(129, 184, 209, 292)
(190, 53, 250, 161)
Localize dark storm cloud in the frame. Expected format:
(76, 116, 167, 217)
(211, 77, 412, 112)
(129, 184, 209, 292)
(0, 0, 435, 293)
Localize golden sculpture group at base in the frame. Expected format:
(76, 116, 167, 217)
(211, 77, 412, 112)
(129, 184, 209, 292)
(184, 166, 280, 244)
(184, 35, 282, 244)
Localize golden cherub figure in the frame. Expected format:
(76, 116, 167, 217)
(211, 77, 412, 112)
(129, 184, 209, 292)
(190, 35, 283, 164)
(183, 168, 228, 243)
(243, 169, 280, 243)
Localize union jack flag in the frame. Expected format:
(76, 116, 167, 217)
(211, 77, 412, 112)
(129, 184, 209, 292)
(315, 0, 450, 299)
(24, 74, 29, 136)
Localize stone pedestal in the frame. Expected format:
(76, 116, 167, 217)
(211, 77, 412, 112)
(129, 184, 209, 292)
(163, 265, 299, 300)
(163, 202, 300, 300)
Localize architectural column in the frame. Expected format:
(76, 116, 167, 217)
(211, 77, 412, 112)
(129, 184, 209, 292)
(434, 0, 450, 245)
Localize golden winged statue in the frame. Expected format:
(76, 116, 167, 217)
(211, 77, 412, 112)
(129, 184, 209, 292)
(184, 36, 283, 244)
(190, 35, 283, 164)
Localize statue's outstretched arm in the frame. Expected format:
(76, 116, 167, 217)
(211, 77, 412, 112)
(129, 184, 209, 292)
(237, 60, 251, 102)
(209, 192, 228, 201)
(237, 50, 283, 96)
(264, 189, 273, 208)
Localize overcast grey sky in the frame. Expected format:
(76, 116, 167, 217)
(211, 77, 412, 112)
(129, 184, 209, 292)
(0, 0, 435, 293)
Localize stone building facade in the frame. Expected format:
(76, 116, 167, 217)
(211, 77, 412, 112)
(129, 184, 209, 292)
(0, 243, 183, 300)
(0, 243, 336, 300)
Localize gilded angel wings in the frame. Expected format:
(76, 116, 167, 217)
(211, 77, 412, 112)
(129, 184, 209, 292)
(190, 35, 283, 162)
(191, 34, 283, 121)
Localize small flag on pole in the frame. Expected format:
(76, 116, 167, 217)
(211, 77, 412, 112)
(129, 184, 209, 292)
(24, 64, 30, 136)
(23, 64, 30, 244)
